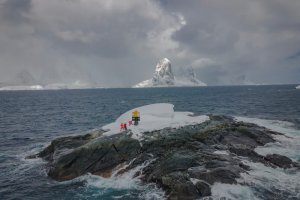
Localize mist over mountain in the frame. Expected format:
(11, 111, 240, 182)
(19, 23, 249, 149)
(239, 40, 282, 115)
(0, 69, 102, 90)
(175, 67, 207, 86)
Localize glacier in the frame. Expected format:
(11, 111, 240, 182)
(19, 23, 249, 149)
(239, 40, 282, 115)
(0, 85, 44, 91)
(0, 81, 103, 91)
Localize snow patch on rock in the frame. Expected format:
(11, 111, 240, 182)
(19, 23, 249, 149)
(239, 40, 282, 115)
(102, 103, 209, 140)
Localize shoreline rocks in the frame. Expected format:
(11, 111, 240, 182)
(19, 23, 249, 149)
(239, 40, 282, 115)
(28, 115, 299, 199)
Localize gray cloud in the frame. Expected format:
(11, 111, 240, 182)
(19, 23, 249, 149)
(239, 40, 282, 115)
(0, 0, 31, 23)
(0, 0, 299, 87)
(160, 0, 300, 84)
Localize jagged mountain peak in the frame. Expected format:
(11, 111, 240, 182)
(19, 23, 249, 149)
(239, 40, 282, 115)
(152, 58, 174, 86)
(133, 58, 207, 88)
(155, 58, 171, 72)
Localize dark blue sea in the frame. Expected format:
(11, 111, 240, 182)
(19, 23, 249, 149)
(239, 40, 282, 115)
(1, 85, 300, 200)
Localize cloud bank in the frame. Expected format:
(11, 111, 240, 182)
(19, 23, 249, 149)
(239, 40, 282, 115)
(0, 0, 299, 87)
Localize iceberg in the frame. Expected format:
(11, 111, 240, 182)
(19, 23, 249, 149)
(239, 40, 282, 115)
(296, 85, 300, 89)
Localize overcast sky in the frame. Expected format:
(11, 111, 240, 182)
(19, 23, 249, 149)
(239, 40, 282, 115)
(0, 0, 300, 87)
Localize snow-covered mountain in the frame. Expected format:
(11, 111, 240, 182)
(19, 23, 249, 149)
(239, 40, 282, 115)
(0, 68, 105, 91)
(133, 58, 206, 88)
(0, 70, 43, 90)
(134, 58, 175, 88)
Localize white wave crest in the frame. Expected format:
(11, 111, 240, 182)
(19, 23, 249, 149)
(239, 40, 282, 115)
(238, 160, 300, 199)
(234, 117, 299, 137)
(234, 117, 300, 161)
(80, 158, 165, 199)
(204, 117, 300, 200)
(204, 183, 259, 200)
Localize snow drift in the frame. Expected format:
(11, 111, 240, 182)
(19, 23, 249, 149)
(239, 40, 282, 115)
(102, 103, 209, 140)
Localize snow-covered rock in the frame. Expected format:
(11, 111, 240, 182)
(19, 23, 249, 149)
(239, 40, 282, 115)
(134, 58, 175, 88)
(102, 103, 209, 140)
(133, 58, 206, 88)
(152, 58, 174, 86)
(296, 85, 300, 89)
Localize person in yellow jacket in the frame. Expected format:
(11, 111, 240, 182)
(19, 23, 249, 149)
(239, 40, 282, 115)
(132, 110, 140, 125)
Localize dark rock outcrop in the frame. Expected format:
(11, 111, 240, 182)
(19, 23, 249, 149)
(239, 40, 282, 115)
(195, 180, 211, 197)
(30, 115, 299, 199)
(47, 132, 141, 181)
(264, 154, 295, 169)
(26, 130, 104, 160)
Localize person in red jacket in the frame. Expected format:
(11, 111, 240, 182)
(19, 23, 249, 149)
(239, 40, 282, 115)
(120, 123, 124, 131)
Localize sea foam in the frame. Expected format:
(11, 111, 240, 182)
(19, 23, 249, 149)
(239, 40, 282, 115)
(82, 158, 165, 200)
(206, 116, 300, 200)
(235, 116, 300, 161)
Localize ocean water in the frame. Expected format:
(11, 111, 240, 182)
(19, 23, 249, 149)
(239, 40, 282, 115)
(0, 85, 300, 200)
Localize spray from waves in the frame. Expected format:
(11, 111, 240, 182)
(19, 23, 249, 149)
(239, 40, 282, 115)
(4, 142, 49, 179)
(8, 141, 164, 199)
(59, 158, 166, 200)
(203, 117, 300, 200)
(0, 142, 51, 199)
(202, 183, 259, 200)
(205, 159, 300, 200)
(238, 160, 300, 199)
(255, 137, 300, 161)
(235, 116, 300, 161)
(202, 157, 300, 200)
(234, 117, 300, 137)
(86, 158, 155, 189)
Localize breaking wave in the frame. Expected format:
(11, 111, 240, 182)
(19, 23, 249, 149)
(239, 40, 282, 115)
(235, 116, 300, 161)
(60, 158, 166, 200)
(207, 117, 300, 200)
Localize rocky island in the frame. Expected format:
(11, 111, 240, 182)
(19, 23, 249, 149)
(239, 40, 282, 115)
(28, 104, 300, 199)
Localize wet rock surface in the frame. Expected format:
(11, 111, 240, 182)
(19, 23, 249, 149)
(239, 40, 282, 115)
(30, 115, 299, 199)
(264, 154, 298, 169)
